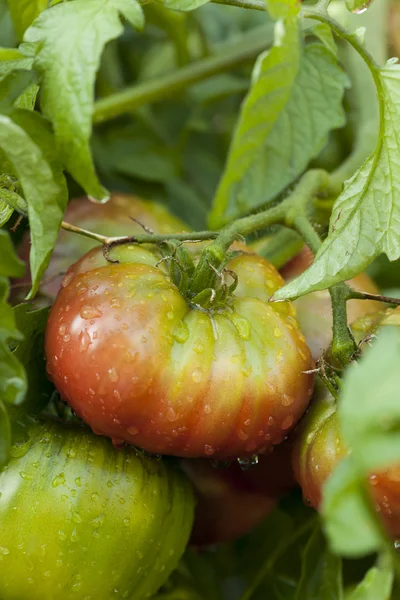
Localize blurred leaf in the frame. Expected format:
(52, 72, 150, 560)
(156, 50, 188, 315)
(309, 23, 337, 57)
(24, 0, 144, 201)
(209, 0, 300, 227)
(7, 0, 48, 39)
(296, 526, 343, 599)
(0, 398, 11, 469)
(0, 229, 24, 277)
(183, 550, 223, 600)
(0, 1, 17, 47)
(155, 0, 210, 12)
(274, 60, 400, 302)
(0, 69, 38, 107)
(210, 41, 348, 226)
(11, 304, 53, 414)
(0, 277, 26, 407)
(323, 330, 400, 557)
(347, 553, 393, 600)
(0, 109, 68, 297)
(0, 199, 13, 226)
(322, 458, 383, 558)
(166, 178, 208, 229)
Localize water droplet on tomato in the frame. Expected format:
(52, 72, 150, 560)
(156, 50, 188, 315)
(59, 324, 66, 336)
(273, 327, 282, 338)
(282, 394, 294, 406)
(75, 477, 82, 487)
(62, 273, 75, 288)
(80, 305, 102, 320)
(238, 430, 249, 441)
(204, 404, 211, 414)
(281, 415, 294, 430)
(204, 444, 215, 456)
(79, 329, 91, 352)
(52, 473, 66, 487)
(128, 426, 139, 436)
(167, 407, 178, 422)
(108, 367, 119, 382)
(0, 547, 10, 556)
(192, 368, 203, 383)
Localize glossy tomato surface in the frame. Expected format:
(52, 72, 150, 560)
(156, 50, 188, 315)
(281, 247, 380, 359)
(15, 193, 188, 303)
(45, 243, 314, 459)
(292, 378, 400, 537)
(181, 441, 295, 545)
(0, 417, 194, 600)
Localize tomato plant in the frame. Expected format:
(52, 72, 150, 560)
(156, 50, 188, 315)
(45, 243, 314, 459)
(0, 416, 194, 600)
(2, 0, 400, 597)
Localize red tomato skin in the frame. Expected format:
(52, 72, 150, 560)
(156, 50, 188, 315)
(292, 380, 400, 537)
(281, 247, 381, 359)
(181, 440, 295, 545)
(45, 247, 314, 460)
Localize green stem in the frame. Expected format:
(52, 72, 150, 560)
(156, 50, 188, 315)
(329, 283, 357, 367)
(60, 220, 218, 245)
(93, 26, 272, 123)
(211, 0, 264, 10)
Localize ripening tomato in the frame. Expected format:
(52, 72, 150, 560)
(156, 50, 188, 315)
(293, 368, 400, 537)
(45, 242, 314, 460)
(15, 193, 188, 303)
(181, 441, 295, 545)
(0, 417, 194, 600)
(281, 247, 381, 359)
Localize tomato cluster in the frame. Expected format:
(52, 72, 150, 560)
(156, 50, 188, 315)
(5, 193, 392, 599)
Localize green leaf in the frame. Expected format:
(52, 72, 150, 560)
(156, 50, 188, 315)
(0, 69, 38, 107)
(0, 110, 68, 297)
(24, 0, 144, 201)
(12, 304, 53, 414)
(210, 36, 348, 227)
(322, 458, 384, 557)
(155, 0, 210, 11)
(0, 399, 11, 469)
(209, 4, 301, 227)
(274, 60, 400, 301)
(309, 23, 337, 57)
(7, 0, 48, 39)
(339, 328, 400, 475)
(0, 199, 13, 226)
(347, 554, 393, 600)
(0, 47, 33, 81)
(0, 277, 26, 407)
(0, 229, 24, 278)
(296, 526, 343, 600)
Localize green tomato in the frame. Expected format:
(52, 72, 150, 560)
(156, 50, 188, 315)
(0, 417, 194, 600)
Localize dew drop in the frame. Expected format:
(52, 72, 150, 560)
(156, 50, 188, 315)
(281, 415, 294, 430)
(63, 334, 71, 343)
(204, 404, 211, 414)
(52, 473, 66, 488)
(204, 444, 215, 456)
(172, 321, 189, 343)
(79, 329, 91, 352)
(192, 368, 203, 383)
(62, 273, 75, 288)
(238, 430, 249, 441)
(193, 341, 204, 354)
(59, 324, 66, 336)
(167, 407, 178, 422)
(282, 394, 294, 406)
(128, 426, 139, 436)
(0, 547, 9, 556)
(273, 327, 282, 338)
(80, 306, 102, 320)
(108, 368, 119, 382)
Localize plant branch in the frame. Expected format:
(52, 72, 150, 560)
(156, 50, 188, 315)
(211, 0, 265, 10)
(93, 26, 272, 123)
(349, 290, 400, 306)
(60, 221, 218, 245)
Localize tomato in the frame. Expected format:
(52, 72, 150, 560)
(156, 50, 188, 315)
(280, 247, 381, 359)
(0, 416, 194, 600)
(15, 193, 188, 303)
(45, 242, 314, 460)
(181, 441, 295, 545)
(293, 356, 400, 537)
